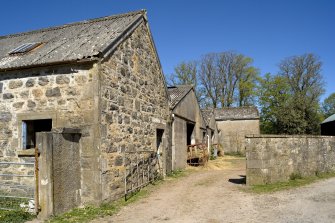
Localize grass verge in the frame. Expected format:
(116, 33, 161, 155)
(0, 209, 35, 223)
(47, 186, 151, 223)
(47, 170, 188, 223)
(166, 169, 187, 178)
(248, 172, 335, 193)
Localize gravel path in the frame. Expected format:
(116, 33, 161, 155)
(93, 156, 335, 223)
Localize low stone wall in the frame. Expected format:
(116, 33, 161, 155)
(246, 135, 335, 185)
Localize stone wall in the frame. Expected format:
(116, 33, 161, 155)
(0, 63, 100, 203)
(98, 21, 170, 201)
(217, 119, 259, 155)
(246, 135, 335, 185)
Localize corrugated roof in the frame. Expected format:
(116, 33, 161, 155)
(167, 85, 193, 109)
(214, 107, 259, 120)
(322, 114, 335, 124)
(0, 10, 145, 71)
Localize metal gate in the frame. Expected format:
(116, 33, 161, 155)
(124, 151, 161, 200)
(0, 162, 35, 211)
(0, 148, 39, 213)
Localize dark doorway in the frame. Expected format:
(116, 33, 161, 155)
(186, 123, 195, 145)
(22, 119, 52, 149)
(156, 129, 164, 150)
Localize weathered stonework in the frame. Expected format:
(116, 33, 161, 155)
(0, 64, 99, 201)
(246, 135, 335, 185)
(99, 22, 169, 201)
(0, 11, 171, 217)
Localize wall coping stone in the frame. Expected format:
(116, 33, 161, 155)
(245, 134, 334, 139)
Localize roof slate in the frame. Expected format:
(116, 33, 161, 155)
(167, 85, 193, 109)
(214, 107, 259, 121)
(201, 109, 214, 126)
(0, 10, 145, 71)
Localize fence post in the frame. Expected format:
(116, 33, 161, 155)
(34, 146, 39, 214)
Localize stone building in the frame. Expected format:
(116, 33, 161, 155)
(167, 85, 207, 170)
(321, 114, 335, 136)
(214, 107, 259, 155)
(0, 10, 170, 217)
(201, 109, 222, 155)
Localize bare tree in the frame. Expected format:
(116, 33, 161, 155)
(198, 51, 258, 108)
(198, 54, 221, 108)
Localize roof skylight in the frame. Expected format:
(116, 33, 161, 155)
(9, 42, 42, 55)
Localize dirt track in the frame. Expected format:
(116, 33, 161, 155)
(93, 156, 335, 223)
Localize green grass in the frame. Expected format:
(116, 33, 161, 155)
(47, 171, 189, 223)
(0, 197, 30, 210)
(249, 172, 335, 193)
(0, 196, 35, 223)
(47, 188, 150, 223)
(0, 170, 189, 223)
(0, 209, 35, 223)
(166, 169, 187, 178)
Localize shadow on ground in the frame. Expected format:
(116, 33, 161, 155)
(228, 175, 246, 185)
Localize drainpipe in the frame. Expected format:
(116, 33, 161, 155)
(207, 135, 210, 154)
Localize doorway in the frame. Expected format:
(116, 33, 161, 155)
(186, 123, 195, 146)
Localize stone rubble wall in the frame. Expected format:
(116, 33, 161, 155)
(98, 22, 170, 201)
(0, 64, 98, 200)
(246, 135, 335, 185)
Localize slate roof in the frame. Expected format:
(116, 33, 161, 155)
(214, 107, 259, 121)
(0, 10, 145, 71)
(167, 85, 193, 109)
(201, 109, 214, 126)
(321, 114, 335, 124)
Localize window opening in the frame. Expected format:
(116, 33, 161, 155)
(22, 119, 52, 149)
(9, 42, 42, 55)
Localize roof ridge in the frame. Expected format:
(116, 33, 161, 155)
(167, 84, 193, 89)
(0, 10, 146, 40)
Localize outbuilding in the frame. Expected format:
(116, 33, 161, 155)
(321, 114, 335, 136)
(0, 10, 170, 217)
(167, 85, 207, 170)
(214, 107, 259, 155)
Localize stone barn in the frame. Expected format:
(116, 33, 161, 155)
(201, 109, 222, 156)
(0, 10, 170, 217)
(214, 107, 259, 155)
(167, 85, 207, 170)
(321, 114, 335, 136)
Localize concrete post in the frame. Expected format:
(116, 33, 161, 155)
(36, 132, 54, 219)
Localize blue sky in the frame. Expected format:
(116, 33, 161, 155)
(1, 0, 334, 100)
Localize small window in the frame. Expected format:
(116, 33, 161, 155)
(9, 42, 42, 55)
(22, 119, 52, 149)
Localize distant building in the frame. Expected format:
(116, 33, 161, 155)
(167, 85, 207, 170)
(201, 109, 222, 156)
(321, 114, 335, 136)
(214, 107, 259, 155)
